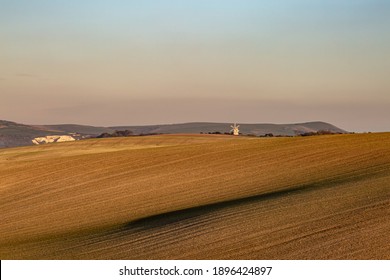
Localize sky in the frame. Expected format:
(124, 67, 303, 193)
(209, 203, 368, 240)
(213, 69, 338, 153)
(1, 0, 389, 132)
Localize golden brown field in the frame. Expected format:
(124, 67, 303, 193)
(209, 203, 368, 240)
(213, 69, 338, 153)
(0, 133, 389, 259)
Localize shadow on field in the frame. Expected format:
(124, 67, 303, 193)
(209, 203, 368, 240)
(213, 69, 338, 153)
(124, 184, 311, 232)
(123, 167, 387, 232)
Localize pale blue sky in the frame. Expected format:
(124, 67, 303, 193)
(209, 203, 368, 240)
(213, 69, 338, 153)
(1, 0, 389, 131)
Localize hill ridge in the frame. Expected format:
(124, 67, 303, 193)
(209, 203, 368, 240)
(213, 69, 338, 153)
(1, 119, 347, 148)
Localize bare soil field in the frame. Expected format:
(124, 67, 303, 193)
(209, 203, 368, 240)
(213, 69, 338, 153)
(0, 133, 389, 259)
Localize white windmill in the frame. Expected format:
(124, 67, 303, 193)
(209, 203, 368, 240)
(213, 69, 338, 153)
(230, 123, 240, 136)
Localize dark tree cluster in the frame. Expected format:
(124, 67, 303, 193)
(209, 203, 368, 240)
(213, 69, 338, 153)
(298, 130, 342, 137)
(138, 132, 161, 136)
(200, 131, 228, 135)
(96, 130, 134, 138)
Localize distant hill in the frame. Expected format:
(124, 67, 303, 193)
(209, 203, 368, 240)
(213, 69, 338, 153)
(41, 124, 115, 135)
(0, 120, 58, 148)
(0, 120, 113, 148)
(0, 120, 347, 148)
(111, 121, 347, 136)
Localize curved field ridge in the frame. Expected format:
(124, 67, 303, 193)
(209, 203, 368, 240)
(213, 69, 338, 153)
(0, 133, 389, 259)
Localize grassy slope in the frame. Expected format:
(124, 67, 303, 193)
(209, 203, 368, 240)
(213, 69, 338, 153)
(0, 133, 389, 259)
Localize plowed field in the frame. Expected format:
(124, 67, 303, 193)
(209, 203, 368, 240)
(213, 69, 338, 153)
(1, 133, 389, 259)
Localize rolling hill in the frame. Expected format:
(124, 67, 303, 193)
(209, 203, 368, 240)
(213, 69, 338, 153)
(0, 120, 114, 148)
(0, 119, 347, 148)
(0, 120, 60, 148)
(0, 133, 389, 259)
(112, 121, 347, 135)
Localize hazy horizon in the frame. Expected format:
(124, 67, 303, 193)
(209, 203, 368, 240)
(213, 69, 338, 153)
(1, 1, 389, 132)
